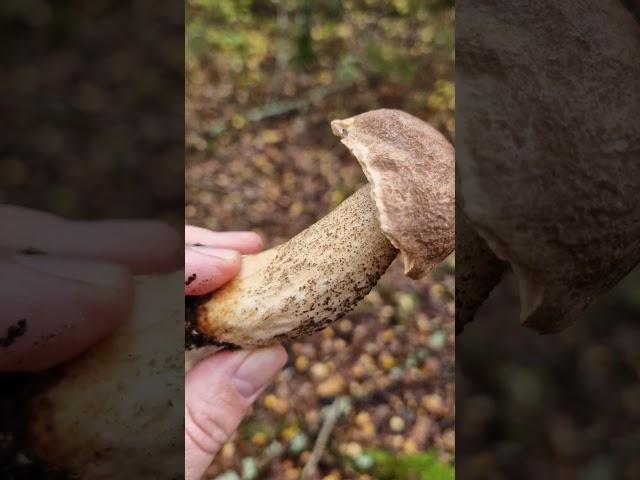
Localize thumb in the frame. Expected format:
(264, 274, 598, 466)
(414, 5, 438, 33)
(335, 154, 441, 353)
(185, 345, 287, 480)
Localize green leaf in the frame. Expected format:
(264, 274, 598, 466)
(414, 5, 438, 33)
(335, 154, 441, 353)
(355, 449, 455, 480)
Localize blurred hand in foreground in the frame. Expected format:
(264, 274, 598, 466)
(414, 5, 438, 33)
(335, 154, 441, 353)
(0, 205, 182, 371)
(185, 226, 287, 480)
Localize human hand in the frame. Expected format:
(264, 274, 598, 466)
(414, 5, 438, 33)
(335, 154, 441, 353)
(185, 226, 287, 480)
(0, 205, 181, 371)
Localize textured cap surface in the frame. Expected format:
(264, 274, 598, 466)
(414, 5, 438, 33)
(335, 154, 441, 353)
(457, 1, 640, 332)
(332, 109, 455, 279)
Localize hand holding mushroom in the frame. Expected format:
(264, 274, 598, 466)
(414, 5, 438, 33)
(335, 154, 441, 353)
(183, 110, 454, 477)
(185, 227, 287, 480)
(186, 109, 455, 353)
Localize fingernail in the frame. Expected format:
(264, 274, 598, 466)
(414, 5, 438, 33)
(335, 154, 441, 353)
(233, 348, 286, 398)
(191, 246, 239, 261)
(14, 255, 127, 288)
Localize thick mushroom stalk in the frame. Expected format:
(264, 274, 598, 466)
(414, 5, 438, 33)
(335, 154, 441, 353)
(29, 273, 183, 480)
(189, 109, 455, 351)
(189, 185, 398, 348)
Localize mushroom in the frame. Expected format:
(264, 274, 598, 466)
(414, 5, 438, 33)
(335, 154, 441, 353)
(28, 272, 183, 480)
(187, 109, 455, 355)
(456, 1, 640, 333)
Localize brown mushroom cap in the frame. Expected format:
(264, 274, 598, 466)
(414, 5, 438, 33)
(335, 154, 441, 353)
(457, 1, 640, 332)
(331, 109, 455, 279)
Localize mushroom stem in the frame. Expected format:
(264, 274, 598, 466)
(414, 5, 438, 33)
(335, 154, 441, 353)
(29, 272, 184, 479)
(188, 184, 399, 348)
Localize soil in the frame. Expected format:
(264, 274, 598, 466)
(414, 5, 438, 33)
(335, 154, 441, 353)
(0, 320, 28, 349)
(0, 374, 74, 480)
(185, 295, 240, 351)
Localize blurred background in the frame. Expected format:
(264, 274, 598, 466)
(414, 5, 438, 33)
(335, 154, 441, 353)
(185, 0, 454, 479)
(458, 268, 640, 480)
(1, 2, 183, 478)
(0, 1, 183, 227)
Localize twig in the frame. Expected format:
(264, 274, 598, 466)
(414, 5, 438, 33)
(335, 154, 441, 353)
(205, 81, 355, 139)
(300, 396, 347, 480)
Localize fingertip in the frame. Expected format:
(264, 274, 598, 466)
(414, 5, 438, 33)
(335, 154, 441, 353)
(243, 232, 264, 253)
(134, 221, 183, 273)
(0, 257, 135, 371)
(267, 344, 288, 367)
(184, 247, 241, 295)
(184, 228, 264, 254)
(186, 345, 287, 389)
(186, 348, 248, 383)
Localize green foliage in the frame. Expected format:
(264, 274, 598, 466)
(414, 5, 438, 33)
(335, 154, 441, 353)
(336, 52, 361, 83)
(293, 0, 315, 67)
(186, 0, 258, 64)
(185, 0, 455, 139)
(365, 40, 419, 83)
(356, 449, 455, 480)
(186, 0, 454, 90)
(190, 0, 253, 23)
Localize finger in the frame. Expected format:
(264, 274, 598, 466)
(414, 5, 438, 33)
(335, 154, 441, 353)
(0, 254, 133, 371)
(185, 246, 240, 295)
(185, 226, 263, 254)
(1, 205, 182, 274)
(185, 346, 287, 480)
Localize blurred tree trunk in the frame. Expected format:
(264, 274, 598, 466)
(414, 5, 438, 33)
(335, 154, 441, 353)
(294, 0, 315, 68)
